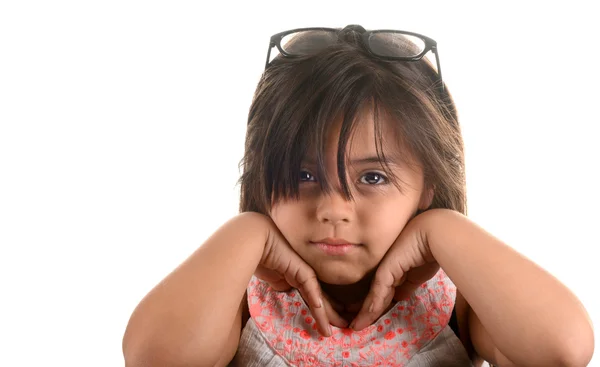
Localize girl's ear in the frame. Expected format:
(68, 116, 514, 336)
(418, 185, 435, 210)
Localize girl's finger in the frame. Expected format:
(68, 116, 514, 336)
(296, 281, 332, 337)
(286, 266, 333, 337)
(297, 279, 347, 330)
(269, 278, 292, 292)
(393, 264, 440, 302)
(285, 265, 322, 309)
(350, 272, 398, 331)
(321, 295, 349, 329)
(255, 267, 292, 291)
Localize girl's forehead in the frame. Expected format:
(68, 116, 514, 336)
(320, 109, 410, 160)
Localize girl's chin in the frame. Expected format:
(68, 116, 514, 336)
(313, 265, 367, 285)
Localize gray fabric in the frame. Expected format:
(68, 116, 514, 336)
(405, 326, 473, 367)
(231, 319, 288, 367)
(231, 319, 473, 366)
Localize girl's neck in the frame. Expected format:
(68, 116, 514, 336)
(318, 273, 375, 322)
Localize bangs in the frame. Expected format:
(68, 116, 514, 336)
(257, 51, 418, 208)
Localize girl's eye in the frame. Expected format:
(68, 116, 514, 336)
(360, 172, 388, 185)
(300, 170, 316, 182)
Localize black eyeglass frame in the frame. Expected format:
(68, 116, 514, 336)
(264, 27, 444, 93)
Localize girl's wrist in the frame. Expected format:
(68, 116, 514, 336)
(419, 208, 465, 258)
(234, 211, 271, 254)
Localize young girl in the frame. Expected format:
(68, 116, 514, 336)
(122, 25, 594, 367)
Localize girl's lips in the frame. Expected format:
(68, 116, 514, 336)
(312, 242, 357, 255)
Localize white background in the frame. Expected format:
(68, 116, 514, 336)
(1, 1, 598, 366)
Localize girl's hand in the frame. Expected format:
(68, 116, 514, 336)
(256, 216, 348, 336)
(349, 211, 440, 331)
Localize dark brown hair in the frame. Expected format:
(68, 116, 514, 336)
(238, 27, 466, 215)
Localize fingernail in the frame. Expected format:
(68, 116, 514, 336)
(318, 297, 323, 308)
(328, 325, 333, 336)
(368, 302, 374, 313)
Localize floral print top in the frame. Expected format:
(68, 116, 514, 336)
(232, 270, 472, 366)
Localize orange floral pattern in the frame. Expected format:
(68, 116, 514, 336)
(247, 270, 456, 366)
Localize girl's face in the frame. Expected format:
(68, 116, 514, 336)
(270, 109, 433, 285)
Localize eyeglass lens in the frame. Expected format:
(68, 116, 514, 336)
(279, 30, 426, 59)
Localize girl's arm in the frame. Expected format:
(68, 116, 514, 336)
(122, 212, 339, 367)
(122, 212, 267, 367)
(428, 209, 594, 367)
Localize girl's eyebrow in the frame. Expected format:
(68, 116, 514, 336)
(349, 156, 401, 166)
(303, 156, 402, 166)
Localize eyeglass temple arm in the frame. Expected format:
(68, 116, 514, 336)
(432, 46, 445, 94)
(265, 41, 274, 70)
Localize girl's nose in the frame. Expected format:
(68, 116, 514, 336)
(315, 191, 354, 224)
